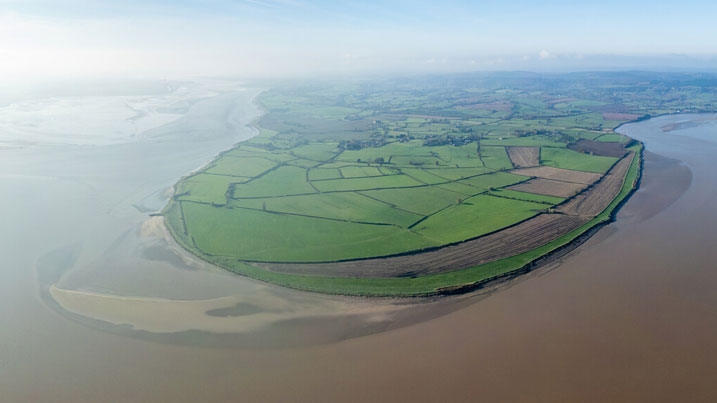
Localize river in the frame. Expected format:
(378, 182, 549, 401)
(2, 83, 716, 402)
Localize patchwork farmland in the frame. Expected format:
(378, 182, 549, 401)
(162, 77, 648, 296)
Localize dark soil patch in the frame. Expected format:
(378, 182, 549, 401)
(568, 139, 627, 158)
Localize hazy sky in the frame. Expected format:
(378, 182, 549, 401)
(1, 0, 716, 80)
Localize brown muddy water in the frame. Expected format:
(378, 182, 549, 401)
(2, 87, 717, 402)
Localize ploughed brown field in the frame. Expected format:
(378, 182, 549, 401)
(512, 165, 602, 184)
(507, 146, 540, 168)
(568, 139, 628, 158)
(508, 164, 606, 197)
(558, 153, 634, 216)
(256, 151, 634, 278)
(508, 178, 587, 198)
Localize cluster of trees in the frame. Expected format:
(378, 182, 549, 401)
(513, 128, 554, 137)
(513, 129, 574, 144)
(423, 134, 480, 146)
(338, 138, 388, 150)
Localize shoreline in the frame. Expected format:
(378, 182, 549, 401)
(157, 88, 267, 206)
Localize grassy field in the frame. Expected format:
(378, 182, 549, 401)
(414, 195, 546, 244)
(229, 192, 423, 227)
(205, 156, 277, 177)
(596, 133, 629, 143)
(182, 201, 435, 262)
(540, 147, 618, 173)
(175, 174, 247, 205)
(360, 186, 466, 215)
(231, 166, 317, 197)
(479, 146, 514, 170)
(160, 72, 693, 295)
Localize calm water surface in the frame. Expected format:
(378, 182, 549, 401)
(2, 84, 717, 402)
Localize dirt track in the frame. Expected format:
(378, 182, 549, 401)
(253, 153, 634, 278)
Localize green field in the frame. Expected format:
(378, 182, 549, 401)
(205, 156, 278, 177)
(596, 133, 629, 143)
(229, 192, 423, 227)
(159, 73, 680, 296)
(479, 146, 513, 170)
(182, 201, 433, 262)
(414, 195, 546, 244)
(540, 147, 618, 173)
(175, 173, 247, 205)
(231, 166, 316, 198)
(361, 186, 466, 216)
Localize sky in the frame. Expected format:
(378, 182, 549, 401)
(1, 0, 717, 81)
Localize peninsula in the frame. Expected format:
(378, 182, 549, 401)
(162, 72, 715, 296)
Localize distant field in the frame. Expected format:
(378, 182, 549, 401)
(205, 156, 277, 177)
(506, 146, 540, 168)
(596, 133, 628, 143)
(508, 178, 587, 198)
(511, 166, 601, 184)
(175, 174, 247, 205)
(540, 147, 617, 173)
(161, 75, 659, 296)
